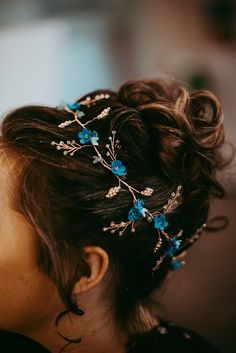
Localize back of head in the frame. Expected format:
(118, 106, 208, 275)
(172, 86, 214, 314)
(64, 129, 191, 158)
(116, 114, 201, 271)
(0, 78, 232, 339)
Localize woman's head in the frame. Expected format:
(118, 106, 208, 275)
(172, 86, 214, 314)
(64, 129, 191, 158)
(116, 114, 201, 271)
(0, 78, 231, 340)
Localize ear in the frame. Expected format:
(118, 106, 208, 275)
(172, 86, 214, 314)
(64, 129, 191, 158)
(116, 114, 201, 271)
(72, 246, 109, 295)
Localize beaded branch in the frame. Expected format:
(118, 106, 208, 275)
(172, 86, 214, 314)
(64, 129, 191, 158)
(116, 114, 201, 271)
(52, 94, 206, 272)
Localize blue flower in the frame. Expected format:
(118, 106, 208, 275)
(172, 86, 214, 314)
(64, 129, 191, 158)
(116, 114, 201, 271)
(166, 237, 182, 257)
(90, 130, 99, 145)
(154, 214, 168, 231)
(169, 259, 182, 271)
(128, 207, 142, 221)
(128, 199, 148, 221)
(133, 199, 144, 210)
(134, 199, 148, 216)
(67, 102, 81, 112)
(78, 128, 99, 145)
(111, 160, 127, 177)
(78, 128, 92, 144)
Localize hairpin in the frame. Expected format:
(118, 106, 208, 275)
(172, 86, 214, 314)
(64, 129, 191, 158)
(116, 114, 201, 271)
(52, 94, 201, 272)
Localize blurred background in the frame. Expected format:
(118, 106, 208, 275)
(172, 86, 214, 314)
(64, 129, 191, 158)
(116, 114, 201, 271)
(0, 0, 235, 352)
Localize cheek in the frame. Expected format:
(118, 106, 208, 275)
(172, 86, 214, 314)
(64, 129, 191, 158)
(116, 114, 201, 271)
(0, 264, 61, 332)
(0, 213, 63, 332)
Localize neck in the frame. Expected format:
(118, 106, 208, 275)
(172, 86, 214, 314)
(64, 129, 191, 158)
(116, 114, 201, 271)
(18, 297, 128, 353)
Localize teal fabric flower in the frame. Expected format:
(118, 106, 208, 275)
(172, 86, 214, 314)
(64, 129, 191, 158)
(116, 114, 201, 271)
(128, 199, 148, 221)
(128, 207, 142, 221)
(133, 199, 148, 216)
(78, 128, 91, 144)
(78, 128, 99, 145)
(111, 160, 127, 177)
(90, 131, 99, 145)
(166, 237, 182, 257)
(67, 102, 81, 112)
(169, 259, 182, 271)
(154, 214, 168, 231)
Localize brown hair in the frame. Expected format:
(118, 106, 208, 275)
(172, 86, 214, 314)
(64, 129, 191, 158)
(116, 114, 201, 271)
(0, 78, 233, 343)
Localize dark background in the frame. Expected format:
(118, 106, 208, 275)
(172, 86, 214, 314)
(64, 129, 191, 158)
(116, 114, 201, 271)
(0, 1, 235, 352)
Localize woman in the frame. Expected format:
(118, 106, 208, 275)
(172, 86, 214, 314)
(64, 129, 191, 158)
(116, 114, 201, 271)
(0, 78, 232, 353)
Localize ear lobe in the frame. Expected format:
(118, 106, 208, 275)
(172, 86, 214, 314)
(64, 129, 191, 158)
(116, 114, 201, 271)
(72, 246, 109, 295)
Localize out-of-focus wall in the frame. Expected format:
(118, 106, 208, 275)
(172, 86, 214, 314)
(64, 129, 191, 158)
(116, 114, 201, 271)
(132, 0, 236, 148)
(0, 16, 114, 114)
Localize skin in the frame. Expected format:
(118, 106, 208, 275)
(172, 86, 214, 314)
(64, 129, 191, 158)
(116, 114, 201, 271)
(0, 153, 128, 353)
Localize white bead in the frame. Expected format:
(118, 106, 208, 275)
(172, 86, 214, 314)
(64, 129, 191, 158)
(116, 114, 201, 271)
(183, 332, 191, 340)
(158, 326, 168, 335)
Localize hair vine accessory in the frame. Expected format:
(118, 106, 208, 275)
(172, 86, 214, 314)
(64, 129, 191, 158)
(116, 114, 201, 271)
(52, 94, 201, 273)
(154, 221, 207, 272)
(52, 94, 111, 156)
